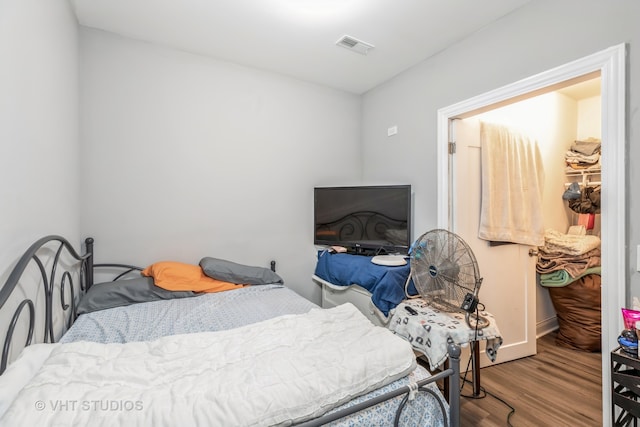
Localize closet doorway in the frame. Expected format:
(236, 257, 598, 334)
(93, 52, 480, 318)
(453, 77, 602, 366)
(436, 43, 625, 426)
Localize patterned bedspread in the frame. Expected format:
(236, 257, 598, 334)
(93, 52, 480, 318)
(61, 284, 314, 343)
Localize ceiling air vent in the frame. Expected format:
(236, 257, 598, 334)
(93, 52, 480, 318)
(336, 35, 374, 55)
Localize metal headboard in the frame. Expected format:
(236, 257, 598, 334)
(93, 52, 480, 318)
(0, 236, 90, 374)
(0, 236, 142, 375)
(83, 238, 142, 284)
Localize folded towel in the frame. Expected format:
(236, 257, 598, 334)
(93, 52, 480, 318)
(565, 151, 600, 166)
(571, 138, 601, 156)
(566, 162, 601, 172)
(542, 228, 601, 256)
(536, 247, 601, 278)
(539, 266, 602, 287)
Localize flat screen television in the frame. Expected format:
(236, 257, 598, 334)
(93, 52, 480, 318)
(314, 185, 412, 255)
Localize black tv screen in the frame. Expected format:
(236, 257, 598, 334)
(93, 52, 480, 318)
(314, 185, 412, 254)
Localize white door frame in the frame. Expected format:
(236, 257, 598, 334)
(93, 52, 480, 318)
(436, 43, 626, 425)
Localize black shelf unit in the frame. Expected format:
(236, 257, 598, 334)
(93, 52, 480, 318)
(612, 347, 640, 426)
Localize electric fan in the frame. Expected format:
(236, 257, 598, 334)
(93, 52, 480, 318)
(407, 229, 489, 329)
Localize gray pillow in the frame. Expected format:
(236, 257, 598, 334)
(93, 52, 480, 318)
(77, 277, 196, 315)
(199, 257, 284, 285)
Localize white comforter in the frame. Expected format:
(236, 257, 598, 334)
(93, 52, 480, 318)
(0, 303, 416, 426)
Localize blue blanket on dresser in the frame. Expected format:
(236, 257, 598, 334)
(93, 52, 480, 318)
(314, 251, 417, 316)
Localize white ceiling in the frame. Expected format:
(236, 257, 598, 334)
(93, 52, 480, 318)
(70, 0, 531, 94)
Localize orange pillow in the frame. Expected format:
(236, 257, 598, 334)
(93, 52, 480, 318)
(141, 261, 245, 293)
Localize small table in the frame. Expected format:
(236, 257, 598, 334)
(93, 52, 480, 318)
(388, 298, 503, 396)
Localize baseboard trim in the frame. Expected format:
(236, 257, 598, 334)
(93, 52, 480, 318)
(537, 316, 559, 338)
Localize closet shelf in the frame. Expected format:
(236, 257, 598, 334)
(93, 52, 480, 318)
(565, 168, 602, 188)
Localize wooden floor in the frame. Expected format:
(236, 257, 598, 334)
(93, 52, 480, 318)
(456, 332, 602, 426)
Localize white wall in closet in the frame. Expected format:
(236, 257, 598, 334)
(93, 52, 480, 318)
(79, 29, 362, 303)
(577, 97, 602, 140)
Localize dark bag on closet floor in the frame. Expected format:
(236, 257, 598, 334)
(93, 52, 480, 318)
(547, 274, 601, 352)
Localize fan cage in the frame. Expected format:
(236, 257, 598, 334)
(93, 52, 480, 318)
(409, 229, 482, 313)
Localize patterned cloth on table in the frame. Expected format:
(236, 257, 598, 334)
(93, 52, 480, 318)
(388, 298, 503, 370)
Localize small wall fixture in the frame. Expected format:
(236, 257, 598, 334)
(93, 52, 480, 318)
(335, 35, 374, 55)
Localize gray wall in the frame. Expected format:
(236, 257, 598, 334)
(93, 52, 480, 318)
(361, 0, 640, 299)
(79, 29, 362, 303)
(0, 0, 80, 277)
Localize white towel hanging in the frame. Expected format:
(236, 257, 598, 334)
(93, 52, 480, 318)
(478, 122, 545, 246)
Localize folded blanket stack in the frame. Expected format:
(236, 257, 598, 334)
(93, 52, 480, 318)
(565, 137, 601, 172)
(536, 229, 602, 352)
(536, 229, 601, 287)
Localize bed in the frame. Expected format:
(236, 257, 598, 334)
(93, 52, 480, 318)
(0, 236, 461, 426)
